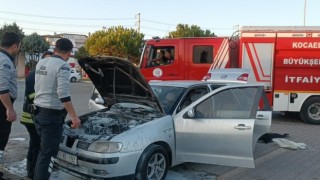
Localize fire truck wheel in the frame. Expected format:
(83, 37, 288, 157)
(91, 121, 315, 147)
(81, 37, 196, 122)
(300, 97, 320, 124)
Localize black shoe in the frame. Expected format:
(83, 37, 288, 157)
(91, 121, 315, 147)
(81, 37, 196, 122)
(26, 161, 34, 179)
(0, 171, 4, 180)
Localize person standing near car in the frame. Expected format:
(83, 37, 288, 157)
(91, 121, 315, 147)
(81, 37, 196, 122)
(21, 51, 53, 179)
(33, 38, 80, 180)
(0, 32, 21, 172)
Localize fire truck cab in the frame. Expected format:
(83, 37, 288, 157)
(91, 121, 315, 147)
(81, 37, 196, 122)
(138, 37, 230, 81)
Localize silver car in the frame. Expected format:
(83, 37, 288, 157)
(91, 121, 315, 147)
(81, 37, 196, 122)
(55, 57, 272, 180)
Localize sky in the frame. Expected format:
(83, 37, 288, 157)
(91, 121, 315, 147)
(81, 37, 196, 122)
(0, 0, 319, 39)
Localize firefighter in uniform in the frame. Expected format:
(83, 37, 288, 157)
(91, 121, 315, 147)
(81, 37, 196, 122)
(33, 38, 80, 180)
(21, 51, 53, 179)
(0, 32, 21, 176)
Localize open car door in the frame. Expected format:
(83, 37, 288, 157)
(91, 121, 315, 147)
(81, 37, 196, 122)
(174, 85, 268, 168)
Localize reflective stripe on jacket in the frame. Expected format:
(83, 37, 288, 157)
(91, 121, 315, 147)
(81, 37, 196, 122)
(21, 71, 36, 124)
(21, 111, 33, 124)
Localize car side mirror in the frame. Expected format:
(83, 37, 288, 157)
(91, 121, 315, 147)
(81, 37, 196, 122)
(95, 98, 104, 105)
(187, 108, 195, 118)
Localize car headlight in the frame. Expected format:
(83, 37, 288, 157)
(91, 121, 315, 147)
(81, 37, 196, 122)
(87, 141, 122, 153)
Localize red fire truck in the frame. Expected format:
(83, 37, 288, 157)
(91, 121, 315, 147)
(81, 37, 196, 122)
(138, 26, 320, 124)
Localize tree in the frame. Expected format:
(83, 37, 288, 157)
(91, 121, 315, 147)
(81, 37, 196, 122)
(168, 24, 215, 38)
(85, 26, 144, 64)
(21, 33, 49, 71)
(0, 22, 25, 42)
(74, 46, 89, 60)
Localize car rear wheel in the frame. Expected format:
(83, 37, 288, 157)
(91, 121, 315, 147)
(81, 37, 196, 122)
(300, 97, 320, 124)
(70, 77, 77, 82)
(136, 144, 169, 180)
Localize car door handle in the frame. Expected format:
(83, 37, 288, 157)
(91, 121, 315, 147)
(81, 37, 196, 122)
(234, 124, 251, 130)
(256, 115, 269, 120)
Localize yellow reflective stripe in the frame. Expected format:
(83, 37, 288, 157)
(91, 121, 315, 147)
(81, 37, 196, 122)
(22, 112, 32, 118)
(28, 93, 36, 99)
(21, 117, 33, 124)
(21, 112, 34, 124)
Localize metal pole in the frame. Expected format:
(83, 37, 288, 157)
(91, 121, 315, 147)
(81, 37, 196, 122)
(304, 0, 307, 26)
(136, 13, 141, 33)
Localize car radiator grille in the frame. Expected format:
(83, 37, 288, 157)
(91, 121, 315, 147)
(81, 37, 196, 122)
(66, 136, 77, 148)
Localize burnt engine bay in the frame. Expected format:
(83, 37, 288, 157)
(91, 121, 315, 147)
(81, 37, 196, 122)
(62, 103, 163, 147)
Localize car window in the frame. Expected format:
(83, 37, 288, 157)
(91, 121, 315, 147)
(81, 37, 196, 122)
(151, 85, 185, 114)
(71, 70, 75, 73)
(194, 87, 258, 119)
(177, 86, 210, 113)
(258, 91, 271, 111)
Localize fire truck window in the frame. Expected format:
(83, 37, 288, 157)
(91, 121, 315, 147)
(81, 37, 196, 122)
(193, 46, 213, 64)
(146, 46, 175, 68)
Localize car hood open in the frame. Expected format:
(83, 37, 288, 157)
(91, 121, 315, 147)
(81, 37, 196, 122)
(78, 56, 164, 114)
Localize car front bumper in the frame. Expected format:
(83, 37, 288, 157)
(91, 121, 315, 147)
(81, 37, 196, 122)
(55, 149, 142, 179)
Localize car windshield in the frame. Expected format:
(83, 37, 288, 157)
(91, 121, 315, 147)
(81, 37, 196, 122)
(150, 85, 185, 114)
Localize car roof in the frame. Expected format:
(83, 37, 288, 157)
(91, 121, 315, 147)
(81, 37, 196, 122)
(149, 80, 229, 88)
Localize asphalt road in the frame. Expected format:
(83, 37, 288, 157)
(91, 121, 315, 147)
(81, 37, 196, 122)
(1, 80, 320, 180)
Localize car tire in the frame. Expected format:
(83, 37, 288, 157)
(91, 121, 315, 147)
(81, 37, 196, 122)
(135, 144, 169, 180)
(70, 77, 77, 83)
(300, 97, 320, 124)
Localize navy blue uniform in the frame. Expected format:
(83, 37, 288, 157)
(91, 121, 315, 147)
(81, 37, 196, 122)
(21, 70, 40, 179)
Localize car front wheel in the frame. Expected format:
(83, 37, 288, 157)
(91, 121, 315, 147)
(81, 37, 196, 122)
(70, 77, 77, 82)
(136, 144, 169, 180)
